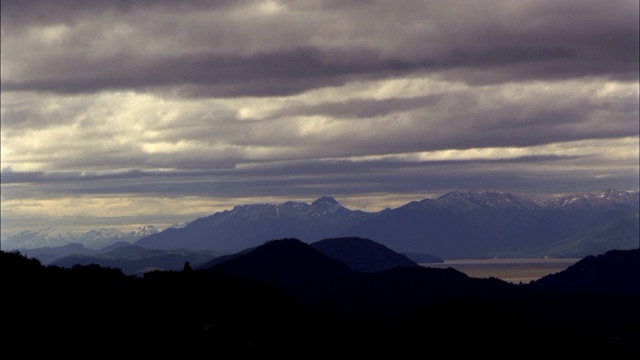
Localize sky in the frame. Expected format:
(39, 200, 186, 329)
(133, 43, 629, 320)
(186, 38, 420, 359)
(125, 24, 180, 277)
(1, 0, 639, 235)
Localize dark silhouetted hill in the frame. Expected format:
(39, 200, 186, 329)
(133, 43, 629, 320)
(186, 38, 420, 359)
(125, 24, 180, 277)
(527, 248, 640, 295)
(211, 238, 354, 281)
(16, 242, 98, 264)
(50, 245, 217, 276)
(195, 246, 257, 269)
(310, 236, 420, 272)
(3, 245, 639, 355)
(201, 238, 517, 318)
(401, 251, 444, 263)
(209, 238, 360, 308)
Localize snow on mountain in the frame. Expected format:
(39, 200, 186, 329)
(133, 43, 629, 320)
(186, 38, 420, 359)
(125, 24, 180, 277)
(310, 196, 343, 214)
(79, 226, 158, 249)
(2, 227, 86, 250)
(2, 225, 161, 251)
(437, 189, 541, 212)
(547, 189, 639, 209)
(131, 225, 159, 238)
(3, 190, 638, 257)
(85, 228, 128, 241)
(169, 221, 191, 229)
(134, 196, 374, 252)
(224, 196, 356, 221)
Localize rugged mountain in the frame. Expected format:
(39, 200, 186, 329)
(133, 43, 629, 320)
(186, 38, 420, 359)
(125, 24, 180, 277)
(9, 189, 639, 259)
(83, 228, 134, 249)
(80, 225, 160, 249)
(340, 189, 638, 258)
(310, 237, 420, 273)
(135, 196, 374, 252)
(511, 190, 640, 254)
(544, 189, 640, 209)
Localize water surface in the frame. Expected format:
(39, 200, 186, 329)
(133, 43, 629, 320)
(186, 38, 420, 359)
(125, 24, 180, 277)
(421, 258, 581, 284)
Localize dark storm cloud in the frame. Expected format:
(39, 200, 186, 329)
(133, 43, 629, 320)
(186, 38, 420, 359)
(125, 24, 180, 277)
(2, 43, 633, 97)
(2, 0, 638, 96)
(0, 0, 248, 26)
(0, 154, 577, 194)
(1, 47, 431, 96)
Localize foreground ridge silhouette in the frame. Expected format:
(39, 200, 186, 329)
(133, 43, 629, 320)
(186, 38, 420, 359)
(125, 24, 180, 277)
(2, 244, 638, 356)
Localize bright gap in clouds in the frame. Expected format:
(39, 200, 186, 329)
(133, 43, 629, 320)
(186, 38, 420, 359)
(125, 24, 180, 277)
(2, 75, 637, 173)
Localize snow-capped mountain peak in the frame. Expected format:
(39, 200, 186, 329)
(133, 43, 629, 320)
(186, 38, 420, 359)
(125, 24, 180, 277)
(437, 189, 539, 211)
(131, 225, 158, 237)
(311, 196, 341, 209)
(169, 221, 191, 229)
(85, 228, 127, 239)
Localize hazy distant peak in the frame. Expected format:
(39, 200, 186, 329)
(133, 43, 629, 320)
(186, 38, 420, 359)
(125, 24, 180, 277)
(311, 196, 341, 208)
(436, 189, 539, 211)
(134, 225, 158, 236)
(601, 189, 638, 199)
(169, 221, 191, 229)
(283, 200, 308, 207)
(84, 228, 127, 239)
(548, 189, 639, 208)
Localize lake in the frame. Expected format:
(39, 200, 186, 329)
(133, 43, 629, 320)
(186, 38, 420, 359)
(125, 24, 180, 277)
(420, 258, 582, 284)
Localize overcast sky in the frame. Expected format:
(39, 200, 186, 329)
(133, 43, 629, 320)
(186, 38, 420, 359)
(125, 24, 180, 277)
(1, 0, 639, 234)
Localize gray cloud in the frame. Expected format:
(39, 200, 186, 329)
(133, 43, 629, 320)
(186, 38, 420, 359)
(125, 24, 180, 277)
(2, 0, 638, 97)
(1, 47, 428, 96)
(0, 0, 248, 27)
(0, 154, 613, 200)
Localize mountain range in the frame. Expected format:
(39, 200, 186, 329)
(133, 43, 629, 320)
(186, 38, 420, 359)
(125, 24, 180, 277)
(3, 189, 638, 259)
(134, 189, 639, 258)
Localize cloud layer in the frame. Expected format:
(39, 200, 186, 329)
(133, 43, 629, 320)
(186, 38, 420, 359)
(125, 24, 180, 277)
(2, 0, 638, 233)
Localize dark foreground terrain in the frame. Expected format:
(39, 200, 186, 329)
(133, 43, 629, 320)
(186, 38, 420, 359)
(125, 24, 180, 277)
(2, 242, 638, 357)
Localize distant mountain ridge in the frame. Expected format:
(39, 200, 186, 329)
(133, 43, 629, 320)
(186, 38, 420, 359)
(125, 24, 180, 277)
(4, 189, 638, 259)
(345, 189, 639, 258)
(135, 195, 372, 252)
(2, 225, 162, 250)
(135, 189, 639, 258)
